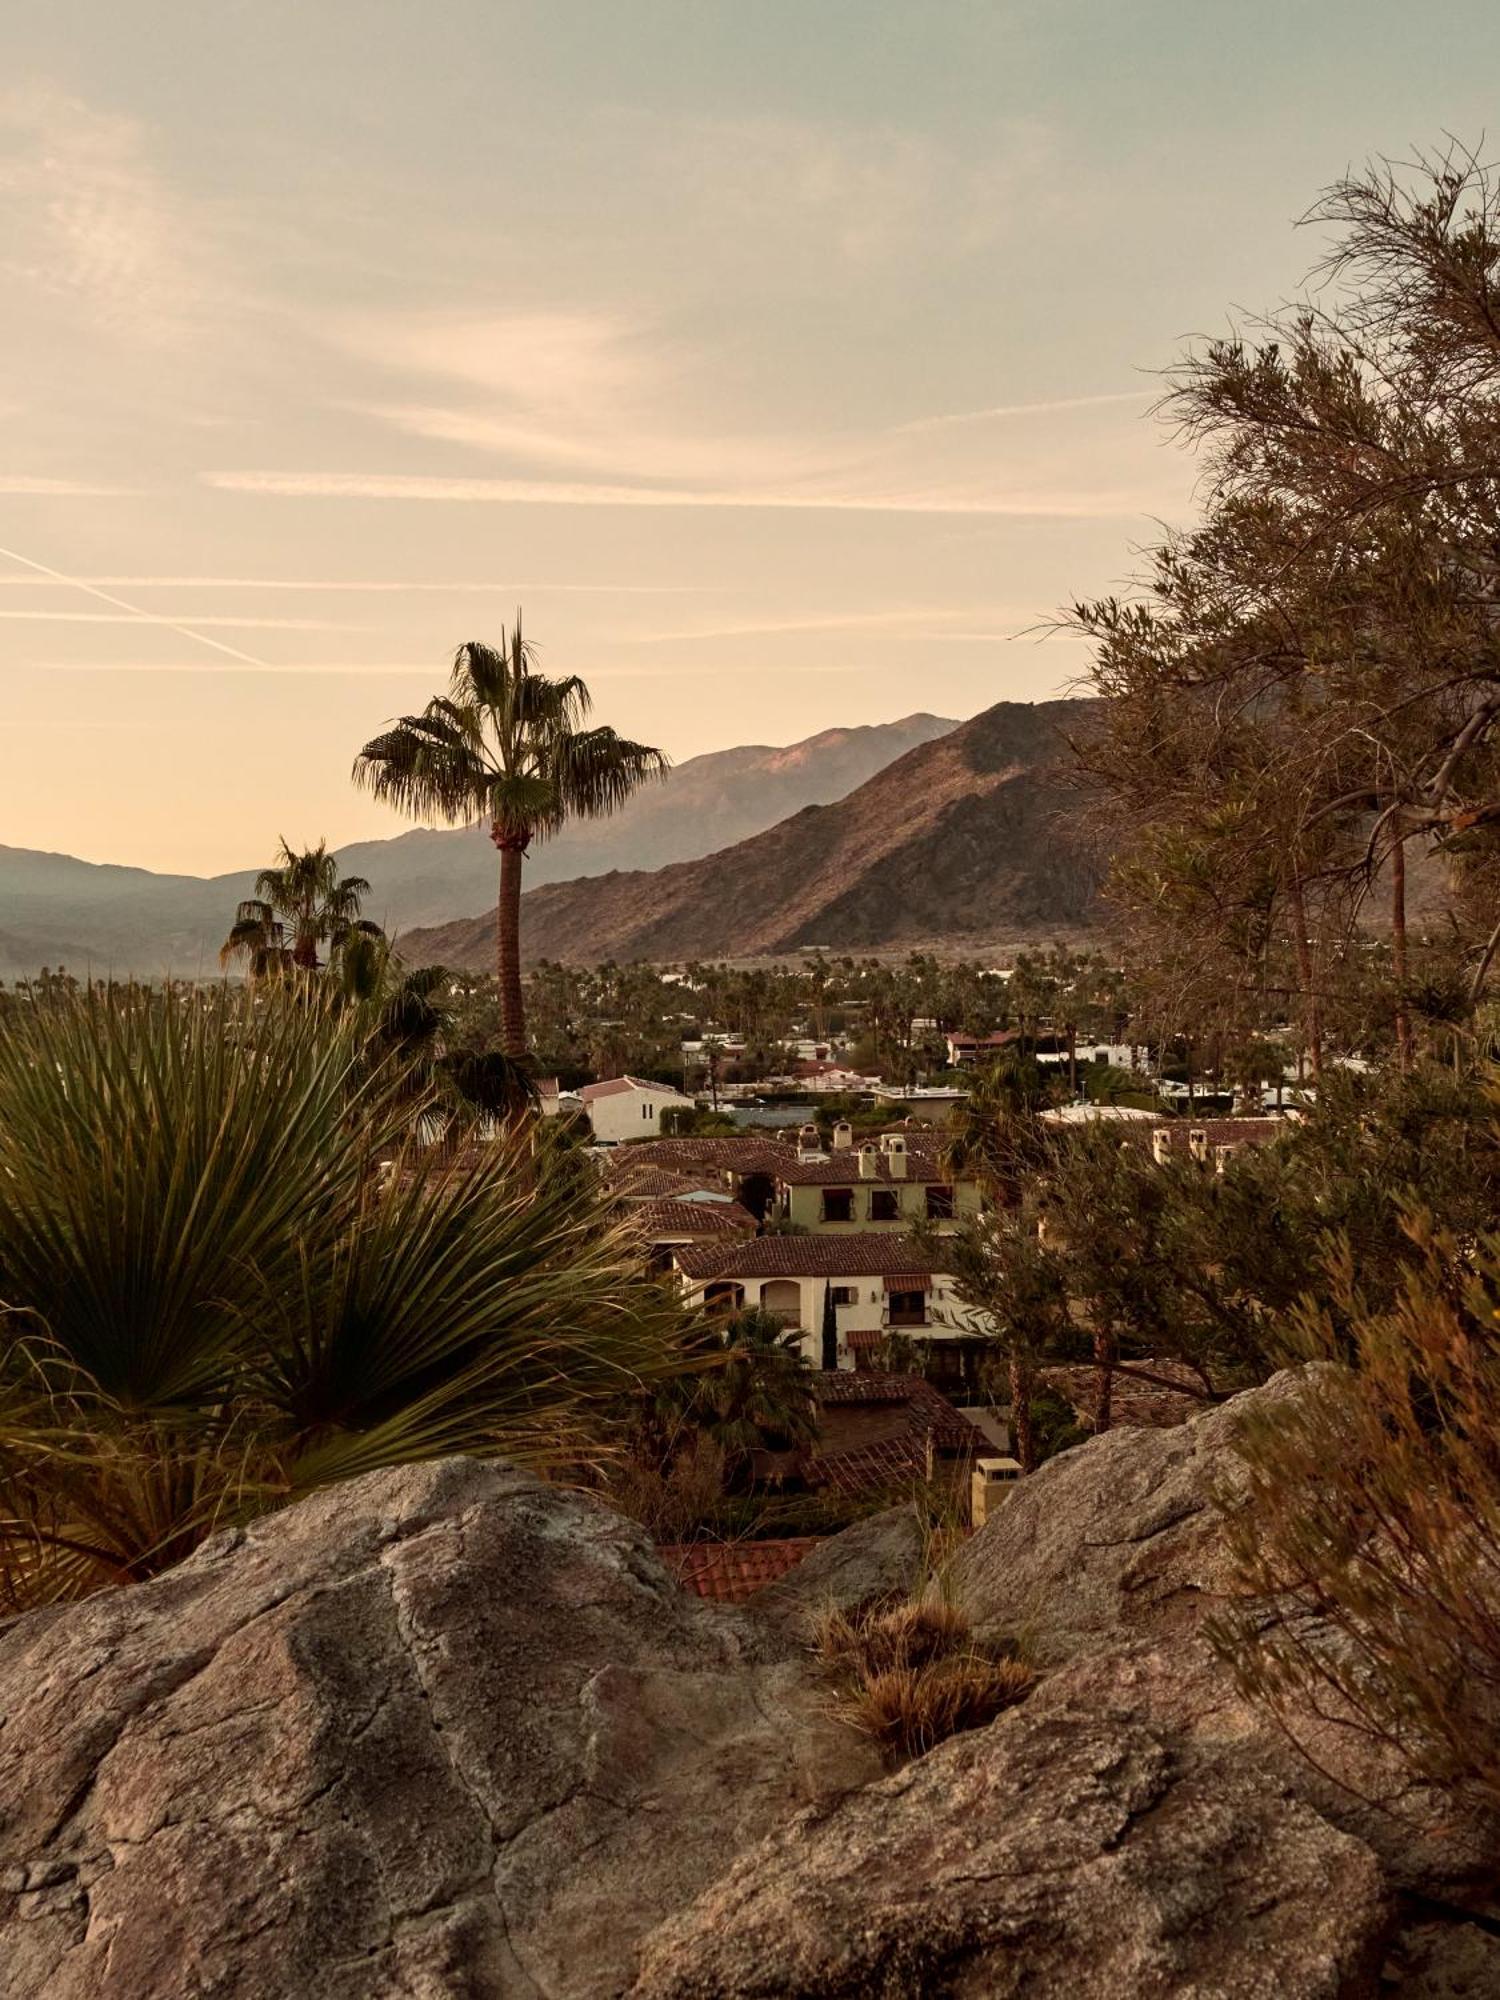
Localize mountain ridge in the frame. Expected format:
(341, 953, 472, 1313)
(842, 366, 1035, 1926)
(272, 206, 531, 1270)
(0, 714, 958, 979)
(403, 697, 1100, 968)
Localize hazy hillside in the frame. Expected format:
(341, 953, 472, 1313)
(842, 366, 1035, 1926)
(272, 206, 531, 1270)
(332, 712, 959, 929)
(403, 699, 1101, 968)
(0, 714, 956, 980)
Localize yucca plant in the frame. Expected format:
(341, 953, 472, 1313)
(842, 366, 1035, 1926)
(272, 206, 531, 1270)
(0, 983, 692, 1607)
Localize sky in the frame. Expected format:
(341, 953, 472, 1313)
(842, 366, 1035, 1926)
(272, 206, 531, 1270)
(3, 1, 1499, 874)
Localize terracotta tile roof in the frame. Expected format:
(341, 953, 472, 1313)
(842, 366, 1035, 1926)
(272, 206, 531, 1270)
(619, 1137, 790, 1173)
(808, 1372, 978, 1460)
(674, 1234, 945, 1282)
(578, 1075, 693, 1102)
(603, 1162, 725, 1199)
(657, 1537, 819, 1603)
(625, 1197, 758, 1239)
(806, 1435, 937, 1496)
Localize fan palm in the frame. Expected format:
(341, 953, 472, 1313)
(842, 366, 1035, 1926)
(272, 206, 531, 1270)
(0, 983, 694, 1608)
(221, 838, 380, 975)
(352, 620, 669, 1055)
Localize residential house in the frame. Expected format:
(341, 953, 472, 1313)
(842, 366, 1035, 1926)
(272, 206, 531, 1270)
(805, 1370, 982, 1503)
(600, 1156, 757, 1270)
(618, 1127, 984, 1234)
(577, 1075, 698, 1144)
(670, 1232, 990, 1389)
(769, 1127, 981, 1234)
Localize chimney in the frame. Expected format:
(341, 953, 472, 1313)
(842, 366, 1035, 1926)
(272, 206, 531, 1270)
(797, 1122, 823, 1161)
(831, 1120, 854, 1150)
(885, 1134, 907, 1179)
(1214, 1142, 1237, 1176)
(1150, 1128, 1172, 1166)
(1189, 1127, 1209, 1164)
(858, 1143, 880, 1179)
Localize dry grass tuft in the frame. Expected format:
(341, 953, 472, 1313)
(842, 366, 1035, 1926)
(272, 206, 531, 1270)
(817, 1593, 1035, 1762)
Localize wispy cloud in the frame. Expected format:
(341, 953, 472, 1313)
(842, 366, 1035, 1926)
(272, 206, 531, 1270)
(0, 575, 715, 594)
(0, 609, 355, 629)
(0, 543, 267, 665)
(0, 475, 140, 495)
(632, 608, 1036, 642)
(36, 660, 864, 679)
(894, 389, 1152, 434)
(203, 470, 1159, 519)
(0, 85, 213, 343)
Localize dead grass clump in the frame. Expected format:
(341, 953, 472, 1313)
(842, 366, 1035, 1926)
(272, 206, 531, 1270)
(817, 1593, 1035, 1762)
(816, 1597, 970, 1677)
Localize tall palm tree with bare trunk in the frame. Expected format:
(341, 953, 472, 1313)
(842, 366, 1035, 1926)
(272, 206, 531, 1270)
(352, 621, 669, 1056)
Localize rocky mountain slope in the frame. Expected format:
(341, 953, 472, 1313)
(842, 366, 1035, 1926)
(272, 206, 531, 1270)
(0, 714, 955, 980)
(2, 1374, 1492, 1995)
(404, 697, 1100, 967)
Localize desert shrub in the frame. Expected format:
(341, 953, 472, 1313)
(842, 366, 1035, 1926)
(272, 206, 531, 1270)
(817, 1594, 1035, 1762)
(0, 984, 693, 1608)
(1212, 1214, 1500, 1811)
(851, 1657, 1038, 1760)
(604, 1433, 729, 1542)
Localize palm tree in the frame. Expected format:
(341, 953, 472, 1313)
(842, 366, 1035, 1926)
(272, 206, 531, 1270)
(219, 899, 290, 980)
(0, 983, 692, 1607)
(221, 839, 379, 975)
(352, 620, 669, 1056)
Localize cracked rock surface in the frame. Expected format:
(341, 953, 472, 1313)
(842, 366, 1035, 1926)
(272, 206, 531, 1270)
(0, 1458, 878, 1999)
(5, 1379, 1500, 1997)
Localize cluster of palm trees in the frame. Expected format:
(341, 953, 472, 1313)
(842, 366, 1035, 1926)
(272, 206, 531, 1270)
(221, 838, 383, 987)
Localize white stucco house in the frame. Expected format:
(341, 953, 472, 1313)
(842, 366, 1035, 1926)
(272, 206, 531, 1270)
(670, 1233, 992, 1391)
(577, 1075, 698, 1144)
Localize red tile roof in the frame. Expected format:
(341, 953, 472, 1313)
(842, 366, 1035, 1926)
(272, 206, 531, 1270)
(579, 1075, 693, 1102)
(673, 1234, 946, 1282)
(625, 1197, 758, 1239)
(810, 1371, 976, 1450)
(657, 1537, 819, 1603)
(618, 1137, 789, 1173)
(604, 1162, 728, 1199)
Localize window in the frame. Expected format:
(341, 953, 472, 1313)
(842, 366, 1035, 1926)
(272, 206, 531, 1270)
(643, 1103, 651, 1120)
(870, 1188, 900, 1222)
(887, 1288, 927, 1327)
(829, 1285, 857, 1306)
(926, 1184, 955, 1221)
(821, 1188, 854, 1223)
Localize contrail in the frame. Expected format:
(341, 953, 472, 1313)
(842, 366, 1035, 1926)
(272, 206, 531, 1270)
(0, 543, 268, 666)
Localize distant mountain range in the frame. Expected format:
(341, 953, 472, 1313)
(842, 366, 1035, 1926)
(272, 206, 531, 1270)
(403, 698, 1101, 969)
(0, 714, 957, 980)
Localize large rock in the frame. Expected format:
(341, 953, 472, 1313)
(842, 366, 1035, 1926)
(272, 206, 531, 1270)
(0, 1458, 878, 2000)
(948, 1370, 1499, 1900)
(749, 1502, 927, 1638)
(632, 1697, 1388, 1998)
(948, 1372, 1309, 1663)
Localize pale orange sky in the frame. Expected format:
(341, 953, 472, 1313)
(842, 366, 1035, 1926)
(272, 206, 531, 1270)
(3, 1, 1496, 873)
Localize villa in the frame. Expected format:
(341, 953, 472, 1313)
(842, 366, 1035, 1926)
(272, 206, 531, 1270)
(669, 1231, 990, 1390)
(577, 1075, 698, 1143)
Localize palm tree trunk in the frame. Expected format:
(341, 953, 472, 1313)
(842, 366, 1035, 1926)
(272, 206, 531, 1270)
(1391, 830, 1413, 1071)
(494, 838, 527, 1057)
